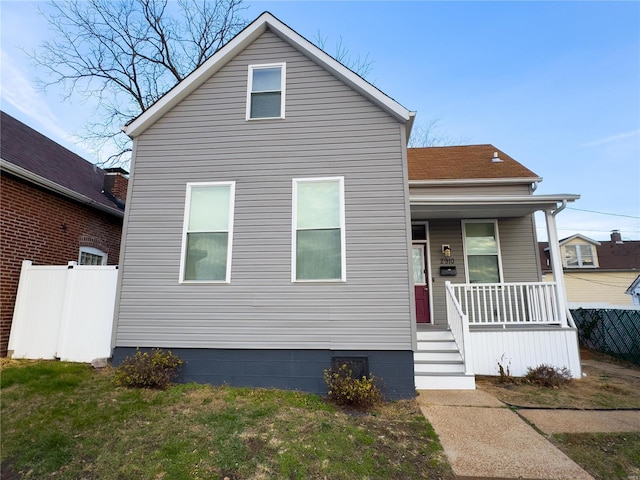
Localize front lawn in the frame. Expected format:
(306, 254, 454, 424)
(0, 360, 453, 479)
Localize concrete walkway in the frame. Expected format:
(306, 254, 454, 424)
(520, 409, 640, 434)
(417, 390, 595, 480)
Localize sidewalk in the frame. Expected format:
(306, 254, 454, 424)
(417, 389, 595, 480)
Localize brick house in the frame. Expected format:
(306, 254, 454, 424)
(0, 111, 127, 356)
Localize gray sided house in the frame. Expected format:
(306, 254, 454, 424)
(112, 12, 417, 398)
(114, 12, 583, 396)
(407, 146, 582, 388)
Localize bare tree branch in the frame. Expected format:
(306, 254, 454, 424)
(408, 118, 471, 148)
(29, 0, 247, 167)
(313, 32, 373, 80)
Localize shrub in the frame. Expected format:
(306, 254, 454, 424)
(323, 363, 383, 410)
(114, 349, 183, 389)
(524, 364, 572, 388)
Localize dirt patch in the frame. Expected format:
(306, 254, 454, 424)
(476, 354, 640, 409)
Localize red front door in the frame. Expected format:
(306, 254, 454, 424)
(412, 244, 430, 323)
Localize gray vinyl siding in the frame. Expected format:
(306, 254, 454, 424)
(115, 31, 412, 350)
(426, 215, 540, 325)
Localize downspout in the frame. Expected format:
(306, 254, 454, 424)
(552, 199, 567, 216)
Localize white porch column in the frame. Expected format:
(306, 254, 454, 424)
(545, 209, 568, 327)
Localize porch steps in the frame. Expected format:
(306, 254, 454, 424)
(414, 329, 475, 390)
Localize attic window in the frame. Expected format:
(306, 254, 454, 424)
(247, 63, 286, 120)
(564, 244, 595, 268)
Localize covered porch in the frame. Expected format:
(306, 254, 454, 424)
(410, 193, 582, 389)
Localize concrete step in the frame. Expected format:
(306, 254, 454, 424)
(414, 372, 476, 390)
(414, 360, 465, 374)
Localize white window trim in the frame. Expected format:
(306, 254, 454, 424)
(246, 62, 286, 120)
(179, 181, 236, 284)
(78, 246, 107, 265)
(461, 219, 504, 284)
(563, 244, 597, 268)
(292, 176, 346, 283)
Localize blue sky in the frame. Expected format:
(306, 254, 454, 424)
(2, 1, 639, 241)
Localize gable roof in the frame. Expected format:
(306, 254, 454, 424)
(124, 12, 414, 138)
(0, 111, 125, 217)
(408, 145, 541, 183)
(539, 238, 640, 272)
(558, 233, 601, 246)
(626, 275, 640, 295)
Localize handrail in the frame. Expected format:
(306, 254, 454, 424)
(445, 281, 473, 375)
(450, 282, 565, 326)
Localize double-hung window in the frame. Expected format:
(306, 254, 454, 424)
(247, 63, 286, 120)
(180, 182, 235, 283)
(462, 220, 503, 283)
(292, 177, 345, 282)
(564, 244, 595, 267)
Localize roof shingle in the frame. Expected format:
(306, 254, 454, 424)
(408, 144, 540, 181)
(1, 111, 124, 213)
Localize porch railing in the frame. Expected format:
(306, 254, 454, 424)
(449, 282, 566, 327)
(444, 281, 473, 375)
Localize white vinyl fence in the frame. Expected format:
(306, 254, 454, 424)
(8, 260, 118, 362)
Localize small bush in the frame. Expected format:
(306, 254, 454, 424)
(524, 364, 572, 388)
(114, 349, 183, 389)
(323, 363, 383, 410)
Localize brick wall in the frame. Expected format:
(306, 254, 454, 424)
(0, 174, 123, 357)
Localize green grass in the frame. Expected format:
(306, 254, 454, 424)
(1, 360, 453, 479)
(551, 432, 640, 480)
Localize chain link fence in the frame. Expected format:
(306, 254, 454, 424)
(571, 308, 640, 365)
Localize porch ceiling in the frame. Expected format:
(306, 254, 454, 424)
(410, 194, 580, 220)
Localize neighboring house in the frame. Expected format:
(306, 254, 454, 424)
(539, 231, 640, 306)
(0, 111, 127, 357)
(626, 275, 640, 305)
(112, 12, 582, 397)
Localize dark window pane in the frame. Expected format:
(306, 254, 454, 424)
(184, 232, 228, 281)
(296, 229, 341, 280)
(468, 255, 500, 283)
(412, 224, 426, 240)
(251, 92, 281, 118)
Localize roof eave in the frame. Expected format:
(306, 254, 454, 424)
(410, 193, 580, 206)
(409, 177, 543, 187)
(1, 158, 124, 218)
(124, 12, 412, 138)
